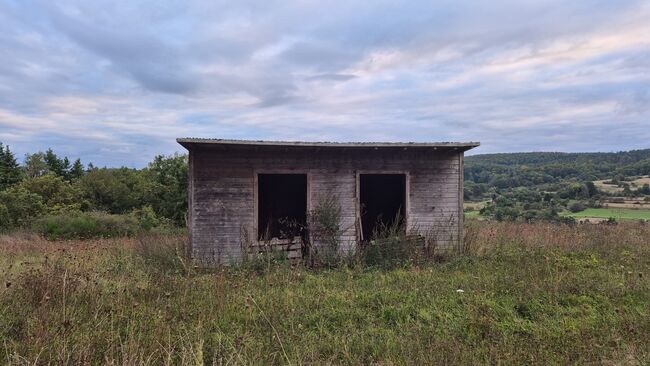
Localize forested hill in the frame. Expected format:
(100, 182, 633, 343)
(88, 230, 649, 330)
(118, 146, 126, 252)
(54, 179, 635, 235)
(466, 149, 650, 167)
(464, 149, 650, 222)
(464, 149, 650, 189)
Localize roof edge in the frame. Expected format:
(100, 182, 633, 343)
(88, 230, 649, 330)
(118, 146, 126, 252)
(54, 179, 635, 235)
(177, 138, 480, 151)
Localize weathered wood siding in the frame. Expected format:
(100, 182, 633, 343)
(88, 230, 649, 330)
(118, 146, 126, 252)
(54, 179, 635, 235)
(188, 146, 463, 264)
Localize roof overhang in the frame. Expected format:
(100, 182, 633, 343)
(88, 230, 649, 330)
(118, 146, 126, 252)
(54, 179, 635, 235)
(177, 138, 480, 152)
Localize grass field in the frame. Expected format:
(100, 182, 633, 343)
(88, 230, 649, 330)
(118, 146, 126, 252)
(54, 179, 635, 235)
(1, 222, 650, 364)
(565, 207, 650, 221)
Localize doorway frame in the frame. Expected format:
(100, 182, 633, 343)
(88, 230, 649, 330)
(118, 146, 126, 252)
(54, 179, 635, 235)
(253, 170, 312, 243)
(355, 171, 410, 241)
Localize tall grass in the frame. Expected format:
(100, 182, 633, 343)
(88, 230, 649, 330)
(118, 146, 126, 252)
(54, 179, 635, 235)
(1, 221, 649, 364)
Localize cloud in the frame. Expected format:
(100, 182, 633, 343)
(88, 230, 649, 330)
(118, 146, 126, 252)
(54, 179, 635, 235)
(0, 0, 649, 166)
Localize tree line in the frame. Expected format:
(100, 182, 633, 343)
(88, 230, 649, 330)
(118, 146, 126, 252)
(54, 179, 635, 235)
(0, 142, 187, 233)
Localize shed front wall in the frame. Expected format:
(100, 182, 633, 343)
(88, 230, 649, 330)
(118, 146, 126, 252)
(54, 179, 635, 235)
(189, 147, 462, 264)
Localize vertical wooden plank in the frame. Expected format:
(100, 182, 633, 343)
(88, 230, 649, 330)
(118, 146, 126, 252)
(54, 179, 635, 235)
(458, 152, 464, 252)
(253, 171, 258, 242)
(355, 170, 363, 242)
(405, 171, 411, 232)
(187, 148, 194, 259)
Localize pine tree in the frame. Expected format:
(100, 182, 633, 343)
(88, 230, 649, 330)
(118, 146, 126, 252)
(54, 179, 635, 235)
(0, 143, 5, 186)
(69, 159, 85, 180)
(44, 148, 64, 176)
(62, 156, 71, 180)
(0, 143, 22, 190)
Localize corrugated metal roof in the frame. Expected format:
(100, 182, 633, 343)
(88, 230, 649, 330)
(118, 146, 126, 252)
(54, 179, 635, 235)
(177, 138, 480, 151)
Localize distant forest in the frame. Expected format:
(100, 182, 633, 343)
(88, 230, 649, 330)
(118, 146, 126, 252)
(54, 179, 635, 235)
(464, 149, 650, 222)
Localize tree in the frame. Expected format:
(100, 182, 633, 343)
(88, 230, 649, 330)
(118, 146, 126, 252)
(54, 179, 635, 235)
(143, 154, 188, 225)
(568, 201, 585, 213)
(44, 148, 65, 176)
(61, 157, 71, 180)
(18, 175, 88, 213)
(0, 143, 23, 190)
(78, 168, 149, 214)
(69, 159, 85, 180)
(24, 152, 49, 178)
(0, 187, 46, 228)
(585, 181, 598, 197)
(638, 184, 650, 195)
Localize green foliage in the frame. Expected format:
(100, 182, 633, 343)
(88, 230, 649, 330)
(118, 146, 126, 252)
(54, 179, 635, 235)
(0, 203, 9, 231)
(43, 148, 69, 178)
(0, 187, 46, 228)
(23, 152, 49, 178)
(308, 194, 343, 266)
(69, 158, 85, 180)
(78, 168, 149, 214)
(129, 205, 171, 231)
(17, 175, 88, 213)
(0, 143, 22, 190)
(24, 149, 86, 181)
(32, 212, 141, 240)
(638, 183, 650, 195)
(142, 154, 188, 225)
(0, 143, 189, 234)
(463, 150, 650, 222)
(568, 201, 586, 213)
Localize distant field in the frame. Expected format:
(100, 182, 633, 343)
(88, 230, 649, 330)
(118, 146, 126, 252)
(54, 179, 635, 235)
(463, 200, 489, 211)
(565, 208, 650, 220)
(603, 201, 650, 210)
(594, 175, 650, 194)
(463, 201, 489, 219)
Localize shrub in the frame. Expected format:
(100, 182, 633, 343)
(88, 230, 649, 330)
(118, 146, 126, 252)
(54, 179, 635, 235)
(78, 168, 149, 214)
(32, 212, 140, 240)
(0, 203, 9, 231)
(129, 205, 171, 231)
(18, 175, 88, 213)
(308, 194, 343, 267)
(568, 201, 586, 213)
(0, 187, 46, 228)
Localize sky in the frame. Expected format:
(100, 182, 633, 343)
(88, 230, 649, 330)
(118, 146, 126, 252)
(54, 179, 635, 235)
(0, 0, 649, 167)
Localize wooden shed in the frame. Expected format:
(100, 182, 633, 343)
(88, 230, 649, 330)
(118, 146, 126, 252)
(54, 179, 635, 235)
(177, 138, 479, 264)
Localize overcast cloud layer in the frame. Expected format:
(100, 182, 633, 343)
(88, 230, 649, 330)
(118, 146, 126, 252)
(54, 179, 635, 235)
(1, 0, 649, 166)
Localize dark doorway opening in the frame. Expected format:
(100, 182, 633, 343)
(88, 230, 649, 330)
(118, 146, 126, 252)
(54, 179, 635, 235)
(258, 174, 307, 240)
(359, 174, 406, 240)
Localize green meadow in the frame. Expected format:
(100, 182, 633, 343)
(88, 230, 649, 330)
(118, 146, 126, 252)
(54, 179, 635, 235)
(1, 222, 649, 365)
(565, 208, 650, 221)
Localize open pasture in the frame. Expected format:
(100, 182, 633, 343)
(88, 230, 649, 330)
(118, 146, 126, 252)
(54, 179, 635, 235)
(1, 222, 649, 365)
(565, 207, 650, 221)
